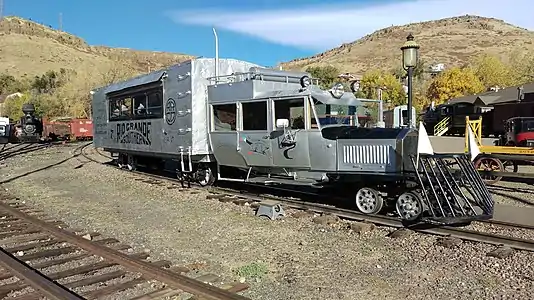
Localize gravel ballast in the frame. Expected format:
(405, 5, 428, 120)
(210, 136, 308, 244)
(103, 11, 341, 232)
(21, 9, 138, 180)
(0, 144, 533, 300)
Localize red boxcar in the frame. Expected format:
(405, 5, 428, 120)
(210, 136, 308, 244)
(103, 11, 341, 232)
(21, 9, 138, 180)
(42, 118, 93, 141)
(69, 119, 93, 140)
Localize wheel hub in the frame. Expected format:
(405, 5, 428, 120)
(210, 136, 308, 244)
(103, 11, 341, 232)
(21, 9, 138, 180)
(355, 188, 383, 214)
(396, 192, 423, 221)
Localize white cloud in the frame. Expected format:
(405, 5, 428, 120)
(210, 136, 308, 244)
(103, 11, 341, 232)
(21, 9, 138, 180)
(167, 0, 534, 51)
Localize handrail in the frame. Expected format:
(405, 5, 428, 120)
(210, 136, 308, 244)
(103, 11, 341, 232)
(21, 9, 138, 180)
(433, 116, 451, 136)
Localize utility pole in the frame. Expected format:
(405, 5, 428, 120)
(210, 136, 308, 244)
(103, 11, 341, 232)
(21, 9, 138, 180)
(59, 12, 62, 31)
(0, 0, 4, 21)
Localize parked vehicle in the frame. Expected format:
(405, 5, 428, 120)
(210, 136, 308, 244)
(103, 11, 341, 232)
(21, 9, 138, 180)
(42, 118, 93, 141)
(495, 117, 534, 147)
(91, 58, 493, 225)
(0, 117, 10, 144)
(6, 105, 93, 143)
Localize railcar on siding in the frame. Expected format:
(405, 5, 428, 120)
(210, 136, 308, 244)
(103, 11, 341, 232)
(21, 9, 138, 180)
(92, 58, 494, 225)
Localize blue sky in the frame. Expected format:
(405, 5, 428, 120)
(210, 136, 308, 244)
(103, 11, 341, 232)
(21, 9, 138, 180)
(4, 0, 534, 67)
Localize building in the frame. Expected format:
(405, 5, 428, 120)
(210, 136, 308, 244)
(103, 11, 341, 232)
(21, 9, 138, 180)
(447, 82, 534, 107)
(441, 82, 534, 135)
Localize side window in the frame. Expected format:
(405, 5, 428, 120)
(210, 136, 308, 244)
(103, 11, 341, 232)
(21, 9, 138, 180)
(108, 86, 163, 121)
(133, 94, 147, 116)
(213, 104, 237, 131)
(274, 98, 305, 129)
(147, 91, 163, 117)
(242, 101, 267, 130)
(109, 97, 132, 120)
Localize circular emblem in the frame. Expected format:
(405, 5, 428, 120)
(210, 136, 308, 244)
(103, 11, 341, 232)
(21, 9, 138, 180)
(165, 98, 177, 125)
(24, 124, 36, 134)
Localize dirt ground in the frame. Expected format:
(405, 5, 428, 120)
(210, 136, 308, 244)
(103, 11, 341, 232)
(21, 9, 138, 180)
(0, 143, 533, 300)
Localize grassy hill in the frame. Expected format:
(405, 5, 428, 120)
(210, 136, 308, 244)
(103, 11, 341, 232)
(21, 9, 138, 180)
(2, 14, 534, 84)
(280, 15, 534, 74)
(0, 16, 194, 79)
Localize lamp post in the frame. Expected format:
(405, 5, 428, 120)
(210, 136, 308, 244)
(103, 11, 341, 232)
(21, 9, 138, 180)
(401, 33, 420, 128)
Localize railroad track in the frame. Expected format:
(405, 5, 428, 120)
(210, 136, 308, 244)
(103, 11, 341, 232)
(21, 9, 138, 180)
(0, 198, 250, 300)
(0, 143, 55, 161)
(73, 143, 534, 253)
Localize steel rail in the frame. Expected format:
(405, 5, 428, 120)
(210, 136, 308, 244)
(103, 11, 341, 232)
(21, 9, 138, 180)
(0, 247, 84, 300)
(483, 219, 534, 230)
(235, 183, 534, 231)
(0, 202, 249, 300)
(213, 186, 534, 252)
(82, 147, 534, 252)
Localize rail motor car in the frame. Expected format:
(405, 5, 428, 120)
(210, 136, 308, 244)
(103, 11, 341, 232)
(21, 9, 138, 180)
(92, 58, 493, 225)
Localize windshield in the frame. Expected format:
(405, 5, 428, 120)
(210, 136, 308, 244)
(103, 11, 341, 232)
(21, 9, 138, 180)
(312, 99, 357, 128)
(521, 120, 534, 132)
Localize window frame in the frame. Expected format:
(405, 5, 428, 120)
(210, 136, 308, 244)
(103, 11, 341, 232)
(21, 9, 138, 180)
(211, 103, 238, 132)
(107, 83, 163, 122)
(271, 96, 310, 130)
(240, 100, 269, 131)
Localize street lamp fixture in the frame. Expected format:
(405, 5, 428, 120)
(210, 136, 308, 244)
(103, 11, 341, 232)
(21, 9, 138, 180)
(400, 33, 420, 128)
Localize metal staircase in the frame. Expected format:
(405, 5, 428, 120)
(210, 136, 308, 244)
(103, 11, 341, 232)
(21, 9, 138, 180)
(433, 117, 451, 136)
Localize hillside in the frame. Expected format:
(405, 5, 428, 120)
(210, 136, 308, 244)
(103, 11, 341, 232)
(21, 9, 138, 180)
(281, 15, 534, 74)
(0, 16, 194, 79)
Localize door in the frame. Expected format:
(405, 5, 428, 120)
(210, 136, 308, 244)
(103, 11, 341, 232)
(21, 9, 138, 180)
(209, 103, 248, 168)
(237, 100, 272, 167)
(270, 97, 311, 169)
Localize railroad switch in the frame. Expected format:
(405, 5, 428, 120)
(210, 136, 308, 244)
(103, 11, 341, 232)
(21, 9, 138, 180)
(256, 200, 285, 220)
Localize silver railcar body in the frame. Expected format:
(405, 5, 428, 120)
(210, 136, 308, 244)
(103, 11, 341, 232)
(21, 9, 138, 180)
(91, 58, 494, 225)
(92, 58, 260, 164)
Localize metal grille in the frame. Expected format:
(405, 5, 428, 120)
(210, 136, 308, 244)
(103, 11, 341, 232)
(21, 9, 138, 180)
(410, 153, 494, 224)
(342, 145, 391, 165)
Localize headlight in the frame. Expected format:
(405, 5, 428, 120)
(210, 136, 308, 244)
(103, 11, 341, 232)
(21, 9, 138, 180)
(350, 80, 360, 92)
(330, 82, 345, 99)
(300, 76, 310, 88)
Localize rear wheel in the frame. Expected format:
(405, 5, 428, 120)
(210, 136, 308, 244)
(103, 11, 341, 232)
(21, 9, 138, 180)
(195, 164, 216, 187)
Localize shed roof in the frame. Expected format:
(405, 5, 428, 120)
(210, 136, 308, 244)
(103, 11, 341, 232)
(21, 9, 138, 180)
(447, 82, 534, 105)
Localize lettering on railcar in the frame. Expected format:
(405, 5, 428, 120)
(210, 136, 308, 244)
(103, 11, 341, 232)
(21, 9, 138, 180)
(95, 123, 107, 135)
(115, 121, 152, 145)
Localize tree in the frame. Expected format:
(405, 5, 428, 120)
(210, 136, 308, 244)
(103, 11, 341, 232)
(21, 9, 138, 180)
(3, 93, 34, 120)
(470, 54, 515, 88)
(359, 69, 406, 106)
(101, 60, 137, 85)
(305, 65, 339, 89)
(508, 50, 534, 85)
(391, 58, 427, 82)
(426, 67, 485, 104)
(0, 74, 27, 94)
(30, 69, 69, 94)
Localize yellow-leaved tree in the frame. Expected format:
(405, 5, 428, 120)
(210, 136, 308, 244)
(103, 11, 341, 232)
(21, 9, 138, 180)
(426, 67, 485, 105)
(359, 69, 406, 106)
(508, 49, 534, 85)
(470, 54, 515, 88)
(3, 93, 38, 121)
